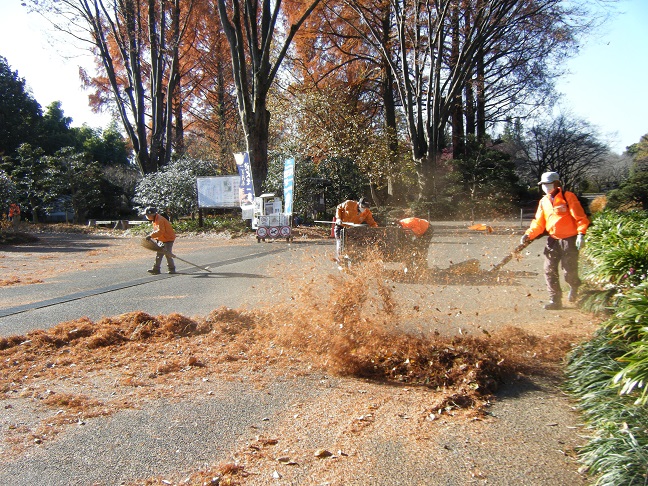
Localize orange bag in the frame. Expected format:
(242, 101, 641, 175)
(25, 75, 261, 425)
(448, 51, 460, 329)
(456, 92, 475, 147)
(399, 217, 429, 236)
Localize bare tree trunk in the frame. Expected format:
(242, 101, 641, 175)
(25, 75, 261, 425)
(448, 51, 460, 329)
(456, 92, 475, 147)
(45, 0, 193, 175)
(247, 106, 270, 196)
(165, 0, 183, 161)
(450, 2, 465, 158)
(465, 78, 476, 137)
(217, 0, 322, 196)
(476, 48, 486, 142)
(173, 76, 185, 156)
(379, 3, 397, 206)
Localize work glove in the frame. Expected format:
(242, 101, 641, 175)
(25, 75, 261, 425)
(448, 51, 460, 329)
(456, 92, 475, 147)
(576, 234, 584, 250)
(520, 234, 529, 246)
(335, 218, 342, 226)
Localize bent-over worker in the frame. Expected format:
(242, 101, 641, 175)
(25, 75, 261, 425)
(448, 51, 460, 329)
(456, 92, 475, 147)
(521, 172, 589, 310)
(144, 206, 176, 274)
(398, 216, 430, 236)
(334, 197, 378, 262)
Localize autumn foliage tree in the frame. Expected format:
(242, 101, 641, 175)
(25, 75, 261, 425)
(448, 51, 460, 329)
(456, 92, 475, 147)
(26, 0, 200, 175)
(337, 0, 596, 201)
(24, 0, 610, 211)
(177, 2, 243, 167)
(216, 0, 324, 196)
(289, 1, 402, 204)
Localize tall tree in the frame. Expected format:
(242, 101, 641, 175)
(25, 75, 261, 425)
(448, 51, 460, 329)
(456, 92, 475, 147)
(0, 169, 17, 216)
(344, 0, 595, 201)
(290, 0, 402, 205)
(514, 115, 608, 191)
(626, 134, 648, 171)
(178, 1, 243, 163)
(0, 144, 57, 223)
(0, 57, 42, 156)
(606, 134, 648, 210)
(48, 148, 104, 224)
(39, 101, 76, 154)
(72, 123, 132, 166)
(27, 0, 197, 175)
(216, 0, 324, 196)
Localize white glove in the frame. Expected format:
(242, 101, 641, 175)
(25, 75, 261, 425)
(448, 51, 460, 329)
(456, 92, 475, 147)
(520, 234, 529, 246)
(576, 234, 584, 250)
(335, 218, 342, 226)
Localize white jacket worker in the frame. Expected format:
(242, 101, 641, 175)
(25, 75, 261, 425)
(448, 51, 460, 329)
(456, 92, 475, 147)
(521, 172, 590, 310)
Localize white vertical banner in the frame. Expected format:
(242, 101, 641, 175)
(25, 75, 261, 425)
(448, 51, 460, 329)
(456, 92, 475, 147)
(283, 157, 295, 215)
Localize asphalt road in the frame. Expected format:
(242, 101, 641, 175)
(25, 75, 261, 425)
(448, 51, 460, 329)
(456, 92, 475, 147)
(0, 227, 597, 485)
(0, 236, 329, 337)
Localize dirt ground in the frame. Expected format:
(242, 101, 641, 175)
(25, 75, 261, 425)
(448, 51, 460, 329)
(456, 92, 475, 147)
(0, 224, 601, 485)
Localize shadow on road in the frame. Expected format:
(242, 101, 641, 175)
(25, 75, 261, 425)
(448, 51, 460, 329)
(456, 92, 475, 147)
(0, 233, 113, 254)
(189, 272, 268, 279)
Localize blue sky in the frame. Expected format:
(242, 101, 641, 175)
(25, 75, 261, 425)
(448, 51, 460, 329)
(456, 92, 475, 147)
(554, 0, 648, 153)
(1, 0, 646, 154)
(0, 0, 112, 129)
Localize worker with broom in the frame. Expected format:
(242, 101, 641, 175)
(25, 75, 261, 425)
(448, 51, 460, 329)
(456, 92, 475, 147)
(520, 172, 589, 310)
(144, 207, 176, 274)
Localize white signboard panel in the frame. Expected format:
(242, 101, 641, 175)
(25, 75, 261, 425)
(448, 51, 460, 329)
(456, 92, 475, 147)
(197, 176, 240, 208)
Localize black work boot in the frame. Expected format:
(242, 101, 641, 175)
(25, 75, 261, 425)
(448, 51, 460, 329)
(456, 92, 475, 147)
(168, 267, 176, 274)
(148, 267, 161, 275)
(568, 286, 579, 303)
(544, 300, 562, 310)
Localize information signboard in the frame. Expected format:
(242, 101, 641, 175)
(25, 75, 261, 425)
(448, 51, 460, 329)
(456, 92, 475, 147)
(196, 176, 240, 208)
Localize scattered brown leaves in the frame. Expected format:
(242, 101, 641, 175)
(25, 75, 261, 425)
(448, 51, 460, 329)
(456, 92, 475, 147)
(0, 252, 580, 459)
(0, 275, 44, 287)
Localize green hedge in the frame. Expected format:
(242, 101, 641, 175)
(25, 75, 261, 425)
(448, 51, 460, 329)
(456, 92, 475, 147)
(566, 210, 648, 485)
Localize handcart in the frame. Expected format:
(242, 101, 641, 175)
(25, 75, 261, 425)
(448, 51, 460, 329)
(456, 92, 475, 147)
(253, 193, 293, 242)
(339, 224, 433, 272)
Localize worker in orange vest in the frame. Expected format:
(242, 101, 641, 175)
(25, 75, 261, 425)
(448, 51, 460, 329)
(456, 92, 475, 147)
(398, 216, 430, 236)
(8, 203, 20, 229)
(144, 207, 176, 274)
(334, 197, 378, 262)
(521, 172, 590, 310)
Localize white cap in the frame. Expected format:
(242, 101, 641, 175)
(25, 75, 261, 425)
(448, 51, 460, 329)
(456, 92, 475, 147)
(538, 172, 560, 185)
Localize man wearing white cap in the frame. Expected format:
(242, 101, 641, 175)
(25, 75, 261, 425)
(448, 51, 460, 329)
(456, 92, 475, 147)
(521, 172, 590, 310)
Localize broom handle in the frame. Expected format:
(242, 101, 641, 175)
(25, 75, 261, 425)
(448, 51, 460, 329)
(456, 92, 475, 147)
(144, 238, 212, 272)
(156, 244, 212, 273)
(165, 251, 212, 273)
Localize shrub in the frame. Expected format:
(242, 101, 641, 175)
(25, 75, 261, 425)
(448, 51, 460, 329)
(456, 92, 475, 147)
(172, 216, 250, 236)
(583, 211, 648, 291)
(566, 209, 648, 484)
